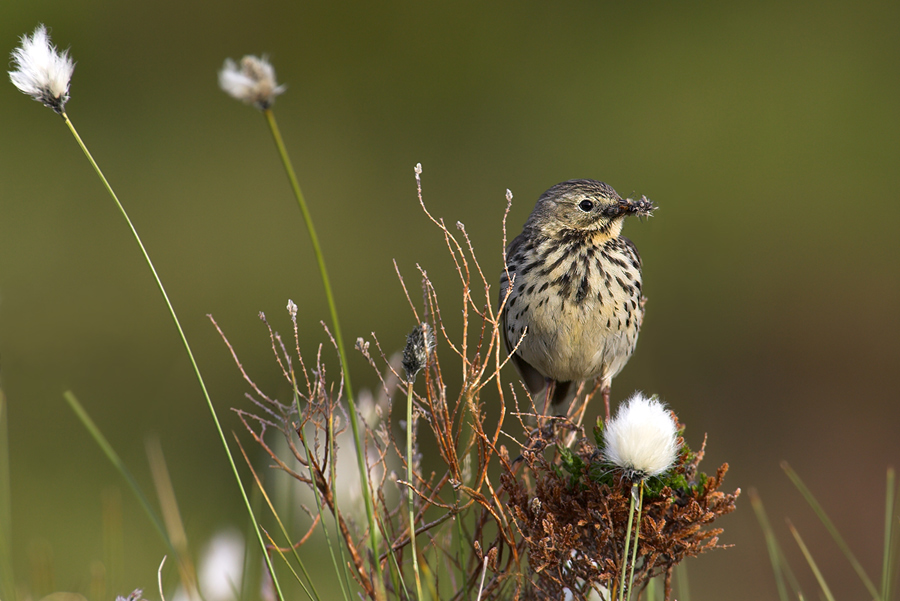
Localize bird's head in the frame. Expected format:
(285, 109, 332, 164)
(526, 179, 655, 240)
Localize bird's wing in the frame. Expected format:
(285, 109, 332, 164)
(499, 233, 547, 396)
(618, 236, 642, 268)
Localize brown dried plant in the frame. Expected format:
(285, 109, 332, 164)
(214, 168, 739, 601)
(503, 421, 739, 600)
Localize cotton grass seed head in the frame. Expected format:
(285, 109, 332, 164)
(402, 322, 435, 383)
(603, 392, 680, 480)
(218, 55, 285, 110)
(9, 24, 75, 114)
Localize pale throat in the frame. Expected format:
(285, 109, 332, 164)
(544, 217, 625, 244)
(592, 218, 625, 243)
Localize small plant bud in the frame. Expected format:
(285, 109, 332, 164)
(402, 323, 434, 383)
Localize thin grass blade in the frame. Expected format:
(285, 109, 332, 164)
(882, 468, 896, 601)
(232, 435, 321, 601)
(262, 526, 308, 591)
(476, 556, 489, 601)
(626, 481, 645, 601)
(618, 487, 637, 601)
(782, 461, 880, 599)
(146, 436, 200, 598)
(64, 390, 174, 554)
(379, 513, 410, 600)
(406, 385, 425, 601)
(788, 520, 836, 601)
(749, 489, 791, 601)
(0, 390, 15, 601)
(241, 486, 263, 601)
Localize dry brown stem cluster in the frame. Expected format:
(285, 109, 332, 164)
(504, 423, 739, 600)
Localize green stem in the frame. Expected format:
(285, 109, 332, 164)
(749, 490, 791, 601)
(788, 520, 836, 601)
(406, 383, 424, 601)
(262, 108, 383, 595)
(297, 408, 350, 601)
(618, 485, 637, 601)
(626, 480, 644, 600)
(61, 112, 284, 601)
(64, 391, 173, 555)
(326, 408, 355, 600)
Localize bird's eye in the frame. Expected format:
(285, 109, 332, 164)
(578, 199, 594, 212)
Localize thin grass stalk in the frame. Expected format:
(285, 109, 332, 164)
(406, 384, 425, 600)
(748, 490, 791, 601)
(158, 557, 168, 601)
(242, 486, 264, 601)
(262, 108, 383, 595)
(475, 556, 489, 601)
(325, 405, 355, 600)
(882, 468, 896, 601)
(421, 550, 439, 600)
(782, 462, 879, 598)
(788, 521, 836, 601)
(625, 480, 645, 601)
(263, 527, 309, 591)
(781, 556, 807, 601)
(379, 513, 411, 600)
(890, 521, 900, 601)
(64, 391, 174, 554)
(59, 114, 284, 601)
(618, 486, 638, 601)
(145, 437, 200, 598)
(0, 390, 15, 601)
(232, 434, 321, 601)
(295, 396, 352, 601)
(263, 311, 353, 597)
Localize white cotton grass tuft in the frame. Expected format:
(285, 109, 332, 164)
(218, 55, 285, 110)
(198, 529, 245, 601)
(9, 24, 75, 114)
(603, 392, 680, 480)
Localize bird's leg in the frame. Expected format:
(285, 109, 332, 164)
(583, 379, 603, 408)
(602, 385, 611, 421)
(569, 380, 600, 428)
(543, 378, 556, 416)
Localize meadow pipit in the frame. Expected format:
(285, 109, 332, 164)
(500, 179, 654, 415)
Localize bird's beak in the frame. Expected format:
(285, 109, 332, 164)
(601, 195, 656, 218)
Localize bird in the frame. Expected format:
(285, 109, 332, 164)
(500, 179, 654, 416)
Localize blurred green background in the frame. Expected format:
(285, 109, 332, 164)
(1, 0, 898, 598)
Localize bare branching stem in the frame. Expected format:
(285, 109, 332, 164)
(263, 107, 384, 596)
